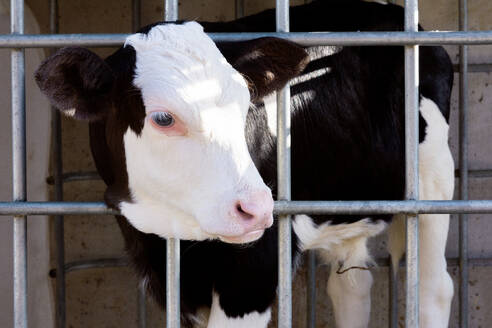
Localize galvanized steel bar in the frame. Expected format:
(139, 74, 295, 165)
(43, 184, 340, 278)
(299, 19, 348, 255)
(52, 76, 66, 328)
(44, 168, 492, 186)
(48, 258, 129, 276)
(132, 0, 141, 32)
(11, 0, 27, 327)
(49, 0, 66, 326)
(63, 258, 128, 273)
(322, 256, 492, 269)
(459, 0, 469, 327)
(165, 0, 178, 21)
(453, 63, 492, 73)
(306, 251, 316, 328)
(212, 30, 492, 46)
(0, 33, 128, 47)
(0, 202, 116, 215)
(138, 280, 147, 328)
(235, 0, 244, 19)
(166, 239, 180, 328)
(389, 265, 399, 328)
(276, 0, 292, 327)
(274, 200, 492, 215)
(2, 200, 492, 216)
(456, 169, 492, 178)
(134, 3, 144, 328)
(46, 171, 100, 184)
(131, 2, 146, 327)
(164, 3, 180, 328)
(49, 254, 492, 275)
(2, 31, 492, 48)
(404, 0, 420, 326)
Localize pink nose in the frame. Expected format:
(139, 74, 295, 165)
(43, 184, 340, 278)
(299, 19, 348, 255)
(234, 190, 274, 234)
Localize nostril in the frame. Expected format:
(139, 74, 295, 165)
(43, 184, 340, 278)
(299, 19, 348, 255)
(236, 202, 255, 220)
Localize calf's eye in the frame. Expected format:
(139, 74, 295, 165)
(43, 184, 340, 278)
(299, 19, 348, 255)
(150, 111, 174, 127)
(148, 110, 187, 136)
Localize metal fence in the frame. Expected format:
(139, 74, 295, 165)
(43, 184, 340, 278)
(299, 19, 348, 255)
(4, 0, 492, 327)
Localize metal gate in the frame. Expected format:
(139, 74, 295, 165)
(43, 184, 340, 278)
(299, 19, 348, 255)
(3, 0, 492, 327)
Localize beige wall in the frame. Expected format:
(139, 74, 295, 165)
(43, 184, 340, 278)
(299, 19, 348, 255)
(1, 0, 491, 327)
(0, 1, 54, 328)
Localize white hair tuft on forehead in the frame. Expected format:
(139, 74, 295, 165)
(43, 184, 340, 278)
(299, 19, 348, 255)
(125, 21, 224, 64)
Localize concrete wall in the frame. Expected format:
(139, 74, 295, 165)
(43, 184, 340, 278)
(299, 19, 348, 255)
(1, 0, 491, 327)
(0, 1, 53, 327)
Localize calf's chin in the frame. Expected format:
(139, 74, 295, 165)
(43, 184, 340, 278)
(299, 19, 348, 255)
(119, 117, 274, 242)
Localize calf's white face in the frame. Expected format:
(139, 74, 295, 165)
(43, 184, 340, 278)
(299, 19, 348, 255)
(35, 21, 308, 244)
(120, 22, 273, 243)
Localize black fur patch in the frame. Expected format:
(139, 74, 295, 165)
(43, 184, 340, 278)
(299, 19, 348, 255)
(35, 47, 114, 121)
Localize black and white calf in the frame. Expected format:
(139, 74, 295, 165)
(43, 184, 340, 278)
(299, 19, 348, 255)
(35, 0, 455, 327)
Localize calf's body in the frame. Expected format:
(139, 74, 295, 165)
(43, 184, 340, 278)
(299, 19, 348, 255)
(36, 1, 454, 327)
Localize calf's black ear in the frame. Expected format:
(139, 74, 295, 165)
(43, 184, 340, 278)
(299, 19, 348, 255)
(219, 37, 309, 102)
(35, 47, 114, 121)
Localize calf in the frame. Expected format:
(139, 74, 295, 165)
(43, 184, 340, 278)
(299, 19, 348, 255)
(35, 0, 454, 327)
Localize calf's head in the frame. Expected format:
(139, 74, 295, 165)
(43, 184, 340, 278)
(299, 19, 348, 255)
(35, 22, 308, 243)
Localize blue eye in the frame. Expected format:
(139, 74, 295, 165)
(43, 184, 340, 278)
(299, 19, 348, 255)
(150, 111, 175, 127)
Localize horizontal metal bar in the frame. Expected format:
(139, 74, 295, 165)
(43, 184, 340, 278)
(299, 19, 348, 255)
(46, 171, 100, 185)
(48, 254, 492, 278)
(43, 168, 492, 186)
(49, 257, 129, 277)
(1, 200, 492, 216)
(0, 33, 128, 47)
(456, 169, 492, 178)
(1, 31, 492, 48)
(0, 202, 116, 215)
(318, 257, 492, 268)
(275, 200, 492, 215)
(453, 63, 492, 73)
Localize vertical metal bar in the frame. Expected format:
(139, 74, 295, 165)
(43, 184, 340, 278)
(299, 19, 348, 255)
(459, 0, 468, 327)
(11, 0, 27, 327)
(49, 1, 66, 327)
(131, 2, 146, 327)
(276, 1, 292, 327)
(166, 239, 180, 328)
(164, 0, 178, 21)
(164, 4, 180, 328)
(138, 280, 147, 328)
(132, 0, 141, 32)
(53, 107, 65, 328)
(303, 0, 315, 324)
(235, 0, 244, 19)
(404, 0, 419, 327)
(389, 264, 398, 328)
(130, 1, 146, 326)
(306, 252, 316, 328)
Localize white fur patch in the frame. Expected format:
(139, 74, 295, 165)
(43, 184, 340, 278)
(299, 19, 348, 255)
(293, 215, 383, 328)
(293, 215, 386, 254)
(418, 97, 455, 201)
(206, 293, 271, 328)
(125, 22, 250, 117)
(262, 92, 277, 136)
(293, 215, 385, 288)
(120, 22, 272, 241)
(388, 97, 454, 328)
(363, 0, 388, 5)
(417, 97, 455, 328)
(327, 256, 373, 328)
(64, 108, 76, 117)
(185, 307, 210, 328)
